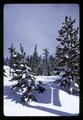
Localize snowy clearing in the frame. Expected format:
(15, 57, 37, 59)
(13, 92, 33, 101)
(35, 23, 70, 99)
(3, 65, 79, 116)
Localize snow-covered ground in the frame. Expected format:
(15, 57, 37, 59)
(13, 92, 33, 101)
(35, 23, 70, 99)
(3, 65, 79, 116)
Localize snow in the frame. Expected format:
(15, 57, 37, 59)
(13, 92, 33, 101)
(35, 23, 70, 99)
(50, 87, 54, 104)
(16, 69, 22, 72)
(35, 76, 60, 84)
(65, 54, 69, 58)
(69, 87, 73, 94)
(26, 66, 31, 71)
(13, 54, 17, 57)
(75, 83, 79, 88)
(4, 100, 59, 116)
(20, 64, 24, 67)
(13, 64, 16, 66)
(22, 73, 26, 78)
(3, 65, 79, 116)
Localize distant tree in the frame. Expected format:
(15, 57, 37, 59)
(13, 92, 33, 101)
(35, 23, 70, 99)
(49, 55, 55, 75)
(8, 44, 16, 76)
(55, 16, 80, 94)
(43, 48, 50, 76)
(4, 57, 9, 66)
(26, 55, 30, 67)
(37, 55, 43, 75)
(32, 44, 39, 75)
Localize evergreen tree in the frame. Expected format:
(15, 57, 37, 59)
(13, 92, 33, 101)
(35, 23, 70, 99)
(32, 44, 39, 75)
(9, 44, 45, 102)
(49, 55, 56, 75)
(8, 44, 16, 76)
(4, 57, 9, 66)
(43, 48, 50, 76)
(55, 16, 80, 94)
(26, 55, 30, 67)
(29, 55, 34, 74)
(37, 55, 43, 75)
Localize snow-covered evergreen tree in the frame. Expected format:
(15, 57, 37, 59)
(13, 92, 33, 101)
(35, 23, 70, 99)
(8, 44, 16, 76)
(9, 44, 45, 102)
(55, 16, 80, 94)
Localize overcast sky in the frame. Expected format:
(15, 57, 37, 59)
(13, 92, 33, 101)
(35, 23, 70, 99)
(4, 4, 79, 58)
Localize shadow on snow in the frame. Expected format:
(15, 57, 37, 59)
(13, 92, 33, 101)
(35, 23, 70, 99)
(3, 85, 77, 116)
(4, 86, 22, 103)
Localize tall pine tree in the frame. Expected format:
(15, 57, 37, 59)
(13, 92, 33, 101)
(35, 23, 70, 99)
(55, 16, 80, 94)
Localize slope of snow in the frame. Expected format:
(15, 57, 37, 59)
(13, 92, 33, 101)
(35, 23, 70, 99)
(3, 65, 79, 116)
(35, 76, 60, 84)
(4, 99, 58, 116)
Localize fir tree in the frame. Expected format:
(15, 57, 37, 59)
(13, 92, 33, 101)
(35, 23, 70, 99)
(55, 16, 80, 94)
(37, 55, 43, 75)
(8, 44, 16, 76)
(49, 55, 56, 75)
(4, 57, 9, 66)
(32, 44, 39, 75)
(9, 44, 45, 102)
(43, 48, 50, 76)
(26, 55, 30, 67)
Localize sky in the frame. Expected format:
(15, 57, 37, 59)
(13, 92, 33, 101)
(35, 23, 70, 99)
(4, 4, 79, 58)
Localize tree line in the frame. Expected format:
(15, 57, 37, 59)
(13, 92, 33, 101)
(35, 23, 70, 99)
(4, 44, 57, 76)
